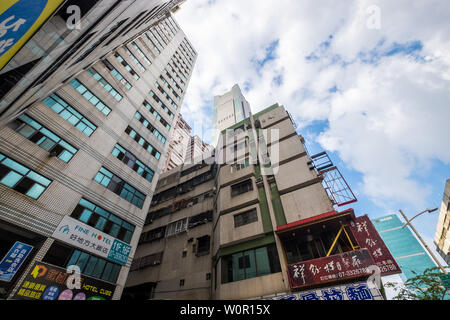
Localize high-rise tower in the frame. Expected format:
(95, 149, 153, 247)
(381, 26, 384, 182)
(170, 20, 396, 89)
(211, 84, 251, 145)
(0, 0, 197, 300)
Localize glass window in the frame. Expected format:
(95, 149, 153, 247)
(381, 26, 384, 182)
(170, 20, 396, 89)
(43, 94, 97, 136)
(11, 114, 78, 163)
(0, 153, 52, 199)
(87, 68, 123, 101)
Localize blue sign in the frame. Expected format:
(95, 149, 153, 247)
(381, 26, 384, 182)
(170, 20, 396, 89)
(107, 239, 132, 265)
(0, 241, 33, 282)
(0, 0, 65, 70)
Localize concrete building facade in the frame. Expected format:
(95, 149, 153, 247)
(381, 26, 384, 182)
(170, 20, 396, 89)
(434, 179, 450, 265)
(125, 103, 391, 300)
(0, 0, 197, 300)
(185, 135, 214, 165)
(162, 114, 191, 172)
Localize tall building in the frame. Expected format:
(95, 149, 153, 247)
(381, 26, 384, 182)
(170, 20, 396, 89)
(162, 114, 191, 172)
(211, 84, 251, 145)
(434, 179, 450, 265)
(124, 103, 398, 300)
(0, 0, 197, 300)
(372, 214, 437, 280)
(185, 135, 214, 165)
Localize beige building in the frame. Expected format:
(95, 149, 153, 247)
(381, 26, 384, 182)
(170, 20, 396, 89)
(434, 179, 450, 264)
(162, 114, 192, 172)
(185, 135, 214, 165)
(124, 104, 386, 301)
(0, 0, 197, 300)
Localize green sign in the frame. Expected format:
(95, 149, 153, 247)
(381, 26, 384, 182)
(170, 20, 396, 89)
(439, 274, 450, 289)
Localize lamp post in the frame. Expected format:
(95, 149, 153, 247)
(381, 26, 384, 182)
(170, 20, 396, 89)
(399, 208, 448, 274)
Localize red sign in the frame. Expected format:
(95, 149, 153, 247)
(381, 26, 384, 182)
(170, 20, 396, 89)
(287, 249, 375, 289)
(349, 215, 401, 276)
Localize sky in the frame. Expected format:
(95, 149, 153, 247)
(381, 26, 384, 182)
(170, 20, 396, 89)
(174, 0, 450, 276)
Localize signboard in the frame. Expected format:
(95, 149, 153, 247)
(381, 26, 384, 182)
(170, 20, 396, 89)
(349, 215, 402, 276)
(262, 281, 384, 300)
(13, 261, 116, 300)
(0, 0, 65, 70)
(287, 249, 375, 289)
(53, 216, 132, 265)
(0, 241, 33, 282)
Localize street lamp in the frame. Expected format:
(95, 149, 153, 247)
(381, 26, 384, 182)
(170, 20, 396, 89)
(399, 208, 448, 274)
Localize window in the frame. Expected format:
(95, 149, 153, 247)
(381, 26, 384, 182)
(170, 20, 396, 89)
(188, 211, 213, 228)
(179, 279, 185, 286)
(101, 60, 132, 90)
(43, 94, 97, 136)
(43, 242, 121, 283)
(146, 206, 172, 223)
(231, 158, 250, 172)
(155, 82, 180, 105)
(234, 209, 258, 228)
(125, 48, 146, 72)
(124, 126, 161, 160)
(134, 112, 167, 144)
(231, 179, 253, 197)
(0, 153, 52, 199)
(94, 167, 146, 209)
(8, 114, 78, 163)
(69, 79, 112, 115)
(131, 42, 152, 65)
(112, 144, 155, 182)
(71, 198, 135, 244)
(163, 71, 183, 92)
(221, 244, 281, 284)
(145, 32, 161, 54)
(149, 90, 174, 118)
(87, 68, 123, 101)
(196, 236, 210, 257)
(139, 226, 166, 244)
(115, 53, 140, 80)
(166, 218, 188, 237)
(142, 101, 171, 130)
(131, 252, 163, 271)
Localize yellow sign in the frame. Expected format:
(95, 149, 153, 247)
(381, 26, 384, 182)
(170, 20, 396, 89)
(0, 0, 65, 71)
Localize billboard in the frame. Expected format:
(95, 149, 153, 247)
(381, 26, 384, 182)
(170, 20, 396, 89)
(0, 0, 65, 70)
(262, 281, 384, 300)
(13, 261, 116, 300)
(52, 215, 132, 265)
(0, 241, 33, 282)
(349, 215, 402, 276)
(287, 248, 375, 289)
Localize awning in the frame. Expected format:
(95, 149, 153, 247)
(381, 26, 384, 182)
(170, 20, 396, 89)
(276, 208, 355, 235)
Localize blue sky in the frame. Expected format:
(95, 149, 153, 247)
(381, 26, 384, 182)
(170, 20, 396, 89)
(175, 0, 450, 269)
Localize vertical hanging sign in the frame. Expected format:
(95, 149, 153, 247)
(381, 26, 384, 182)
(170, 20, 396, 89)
(0, 241, 33, 282)
(0, 0, 65, 71)
(349, 215, 402, 276)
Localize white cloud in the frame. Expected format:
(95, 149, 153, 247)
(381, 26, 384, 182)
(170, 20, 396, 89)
(175, 0, 450, 209)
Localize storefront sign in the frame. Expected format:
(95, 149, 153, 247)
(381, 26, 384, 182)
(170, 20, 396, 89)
(52, 216, 131, 265)
(349, 215, 401, 276)
(0, 241, 33, 282)
(287, 248, 375, 289)
(13, 261, 116, 300)
(0, 0, 65, 70)
(262, 281, 384, 300)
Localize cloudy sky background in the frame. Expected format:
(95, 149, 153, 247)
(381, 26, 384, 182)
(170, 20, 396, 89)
(174, 0, 450, 273)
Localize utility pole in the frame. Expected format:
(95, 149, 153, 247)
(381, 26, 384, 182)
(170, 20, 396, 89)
(399, 209, 448, 274)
